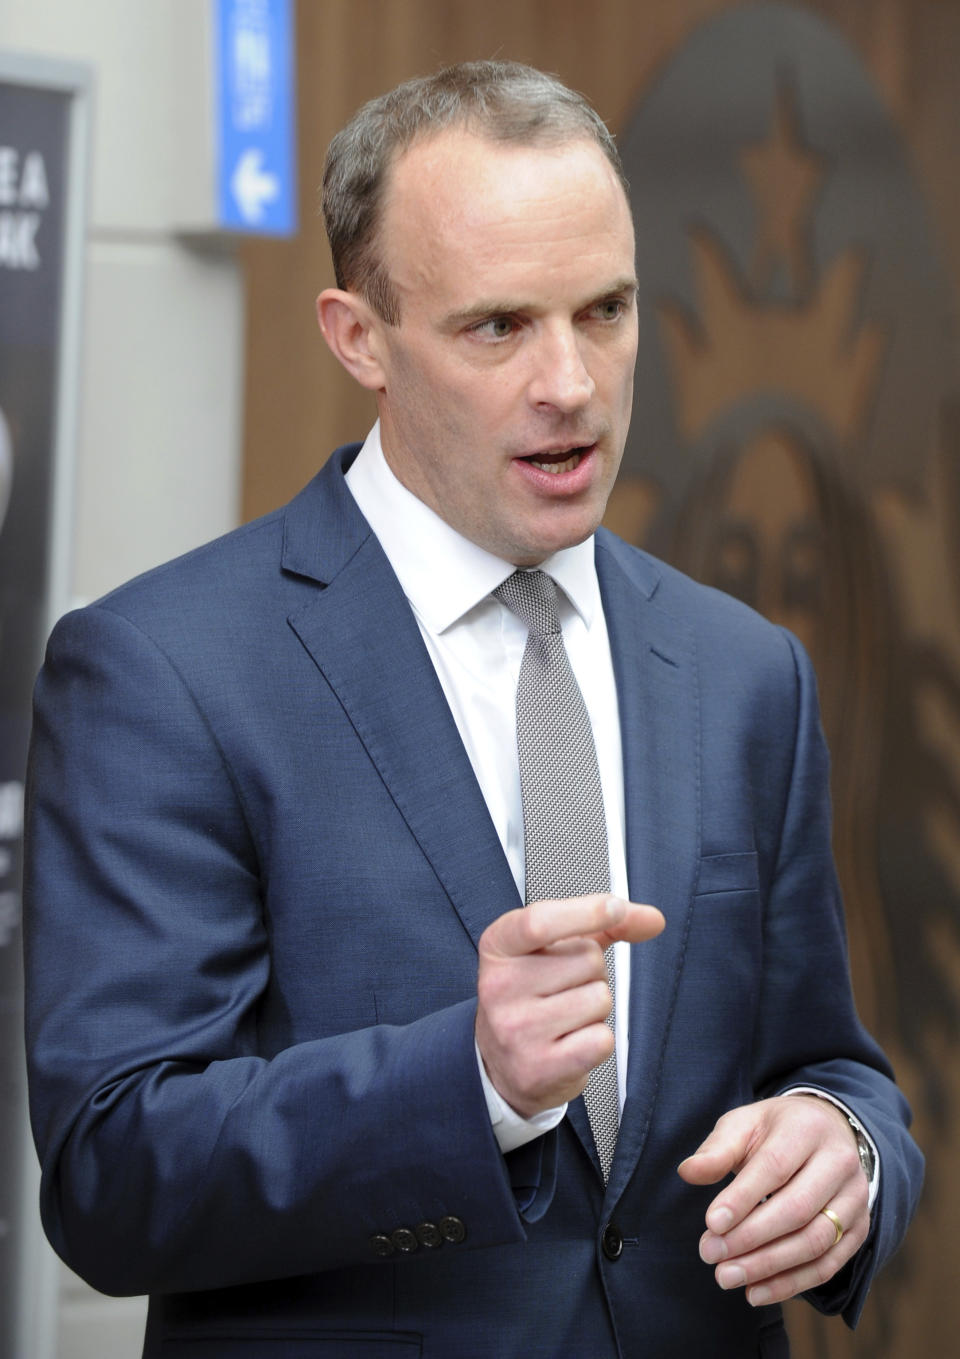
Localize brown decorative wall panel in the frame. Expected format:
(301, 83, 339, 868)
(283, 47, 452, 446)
(617, 8, 959, 1353)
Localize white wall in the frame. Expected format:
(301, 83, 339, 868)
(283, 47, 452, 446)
(74, 235, 243, 602)
(0, 2, 246, 1354)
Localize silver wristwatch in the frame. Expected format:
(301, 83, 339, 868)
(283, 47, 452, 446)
(848, 1115, 876, 1180)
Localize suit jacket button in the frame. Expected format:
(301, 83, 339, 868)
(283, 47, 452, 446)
(438, 1215, 466, 1244)
(602, 1223, 623, 1260)
(391, 1227, 419, 1254)
(416, 1221, 443, 1249)
(370, 1234, 395, 1258)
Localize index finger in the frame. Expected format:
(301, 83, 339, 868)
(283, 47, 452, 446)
(491, 894, 664, 957)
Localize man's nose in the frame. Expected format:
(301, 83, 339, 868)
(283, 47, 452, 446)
(527, 327, 595, 412)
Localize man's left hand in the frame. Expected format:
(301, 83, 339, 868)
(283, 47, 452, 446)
(677, 1095, 869, 1307)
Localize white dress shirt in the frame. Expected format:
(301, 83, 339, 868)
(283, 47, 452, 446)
(346, 423, 630, 1152)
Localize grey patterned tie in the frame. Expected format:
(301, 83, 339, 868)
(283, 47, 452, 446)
(494, 569, 619, 1181)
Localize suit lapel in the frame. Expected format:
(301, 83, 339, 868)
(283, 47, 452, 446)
(283, 450, 520, 951)
(594, 534, 701, 1195)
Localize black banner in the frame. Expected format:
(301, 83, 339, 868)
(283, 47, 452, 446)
(1, 69, 73, 1349)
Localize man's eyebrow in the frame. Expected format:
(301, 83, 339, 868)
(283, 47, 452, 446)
(440, 299, 530, 331)
(442, 278, 639, 331)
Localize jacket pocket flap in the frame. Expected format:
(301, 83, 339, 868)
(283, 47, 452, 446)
(696, 851, 759, 896)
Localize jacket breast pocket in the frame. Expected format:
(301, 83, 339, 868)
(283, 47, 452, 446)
(674, 851, 763, 1074)
(696, 850, 759, 897)
(691, 852, 762, 962)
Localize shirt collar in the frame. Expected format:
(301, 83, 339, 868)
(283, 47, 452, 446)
(344, 423, 600, 635)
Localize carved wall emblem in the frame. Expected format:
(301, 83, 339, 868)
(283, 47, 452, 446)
(617, 7, 960, 1352)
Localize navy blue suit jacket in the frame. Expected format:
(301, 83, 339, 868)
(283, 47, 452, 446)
(24, 446, 922, 1358)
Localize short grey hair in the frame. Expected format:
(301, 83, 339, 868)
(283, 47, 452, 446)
(321, 60, 628, 325)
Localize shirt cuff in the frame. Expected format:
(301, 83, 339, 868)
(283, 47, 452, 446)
(475, 1039, 567, 1154)
(783, 1086, 880, 1210)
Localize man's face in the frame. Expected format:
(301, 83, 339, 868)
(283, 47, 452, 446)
(368, 130, 638, 566)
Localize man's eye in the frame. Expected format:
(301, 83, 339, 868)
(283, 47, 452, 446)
(595, 298, 625, 321)
(473, 316, 516, 339)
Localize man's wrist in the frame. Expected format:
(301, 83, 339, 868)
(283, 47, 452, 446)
(783, 1086, 880, 1208)
(475, 1040, 567, 1154)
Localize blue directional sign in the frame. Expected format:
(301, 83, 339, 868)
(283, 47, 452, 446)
(215, 0, 296, 236)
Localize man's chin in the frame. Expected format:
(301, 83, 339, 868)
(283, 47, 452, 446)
(504, 514, 605, 568)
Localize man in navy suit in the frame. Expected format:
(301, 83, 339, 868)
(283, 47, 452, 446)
(24, 61, 921, 1357)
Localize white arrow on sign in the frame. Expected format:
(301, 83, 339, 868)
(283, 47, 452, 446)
(230, 147, 280, 224)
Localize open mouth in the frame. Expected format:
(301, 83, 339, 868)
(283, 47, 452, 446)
(522, 446, 591, 474)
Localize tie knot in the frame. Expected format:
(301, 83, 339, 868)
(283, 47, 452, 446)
(494, 569, 561, 637)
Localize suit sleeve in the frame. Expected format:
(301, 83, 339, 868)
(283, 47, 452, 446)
(23, 603, 554, 1296)
(754, 629, 923, 1326)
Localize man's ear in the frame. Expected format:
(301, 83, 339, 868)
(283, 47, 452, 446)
(316, 288, 387, 390)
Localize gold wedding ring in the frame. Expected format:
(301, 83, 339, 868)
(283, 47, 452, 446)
(821, 1208, 844, 1245)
